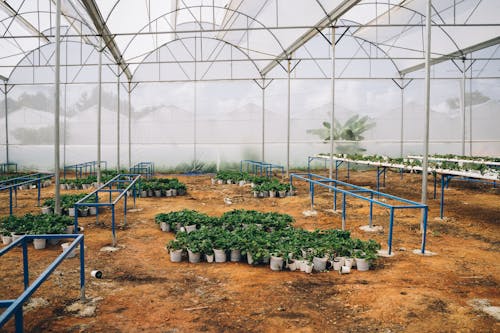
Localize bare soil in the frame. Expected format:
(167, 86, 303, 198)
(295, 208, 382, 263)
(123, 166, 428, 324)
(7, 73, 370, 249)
(0, 169, 499, 333)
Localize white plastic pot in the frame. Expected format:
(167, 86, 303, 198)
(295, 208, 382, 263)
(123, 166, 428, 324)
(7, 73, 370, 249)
(33, 238, 46, 250)
(270, 256, 284, 271)
(356, 258, 370, 271)
(213, 249, 227, 263)
(169, 249, 183, 262)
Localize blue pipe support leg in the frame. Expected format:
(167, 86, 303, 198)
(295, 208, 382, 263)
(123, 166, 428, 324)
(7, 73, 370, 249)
(14, 307, 23, 333)
(421, 207, 428, 254)
(74, 210, 78, 234)
(123, 194, 128, 227)
(383, 167, 386, 187)
(376, 167, 381, 191)
(440, 175, 445, 219)
(111, 206, 116, 247)
(433, 173, 437, 199)
(342, 193, 346, 230)
(79, 237, 85, 301)
(369, 192, 374, 228)
(9, 187, 13, 216)
(37, 180, 41, 206)
(388, 208, 395, 255)
(22, 241, 29, 290)
(310, 182, 314, 210)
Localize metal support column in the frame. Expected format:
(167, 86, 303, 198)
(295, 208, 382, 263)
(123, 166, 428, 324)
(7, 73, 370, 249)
(286, 59, 291, 176)
(97, 41, 102, 185)
(461, 60, 466, 156)
(128, 82, 132, 169)
(54, 0, 62, 215)
(261, 78, 265, 162)
(4, 83, 9, 164)
(117, 71, 120, 171)
(420, 0, 432, 231)
(193, 81, 197, 162)
(400, 78, 405, 157)
(329, 26, 336, 180)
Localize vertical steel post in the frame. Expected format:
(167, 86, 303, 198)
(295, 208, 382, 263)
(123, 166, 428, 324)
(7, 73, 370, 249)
(117, 71, 120, 171)
(286, 59, 291, 176)
(14, 307, 23, 333)
(342, 193, 346, 230)
(128, 83, 132, 169)
(54, 0, 61, 215)
(4, 83, 8, 164)
(388, 208, 395, 255)
(421, 206, 428, 254)
(420, 0, 432, 231)
(123, 193, 127, 227)
(79, 237, 85, 301)
(74, 206, 78, 233)
(111, 206, 116, 246)
(97, 40, 102, 185)
(461, 60, 466, 155)
(440, 175, 445, 219)
(9, 187, 12, 215)
(261, 78, 265, 162)
(469, 63, 473, 156)
(400, 78, 405, 157)
(329, 26, 336, 180)
(37, 179, 41, 206)
(369, 192, 374, 228)
(310, 182, 314, 210)
(193, 81, 197, 162)
(22, 240, 29, 290)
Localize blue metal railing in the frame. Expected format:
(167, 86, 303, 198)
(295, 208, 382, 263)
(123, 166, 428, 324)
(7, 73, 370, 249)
(0, 234, 85, 333)
(63, 161, 107, 179)
(240, 160, 285, 178)
(0, 173, 54, 215)
(73, 174, 140, 246)
(0, 162, 17, 174)
(309, 155, 498, 219)
(290, 173, 428, 255)
(129, 162, 154, 179)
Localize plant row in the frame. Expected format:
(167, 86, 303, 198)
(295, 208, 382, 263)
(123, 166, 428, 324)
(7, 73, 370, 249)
(320, 153, 499, 178)
(139, 177, 187, 197)
(42, 193, 93, 216)
(1, 213, 73, 238)
(213, 170, 295, 198)
(160, 209, 380, 272)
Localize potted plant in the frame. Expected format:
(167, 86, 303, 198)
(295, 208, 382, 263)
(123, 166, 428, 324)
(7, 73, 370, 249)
(1, 229, 12, 245)
(166, 239, 184, 263)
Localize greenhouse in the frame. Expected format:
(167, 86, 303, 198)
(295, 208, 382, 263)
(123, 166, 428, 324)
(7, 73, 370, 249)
(0, 0, 499, 332)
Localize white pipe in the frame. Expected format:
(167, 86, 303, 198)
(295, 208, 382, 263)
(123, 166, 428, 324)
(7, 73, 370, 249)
(421, 0, 432, 228)
(400, 78, 405, 157)
(461, 61, 466, 156)
(286, 59, 291, 176)
(3, 84, 8, 164)
(194, 81, 197, 162)
(261, 78, 265, 162)
(117, 71, 120, 171)
(97, 40, 102, 184)
(54, 0, 61, 214)
(329, 26, 336, 180)
(128, 83, 132, 169)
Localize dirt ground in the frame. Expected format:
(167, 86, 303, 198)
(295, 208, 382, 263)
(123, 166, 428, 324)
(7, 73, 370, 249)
(0, 169, 499, 333)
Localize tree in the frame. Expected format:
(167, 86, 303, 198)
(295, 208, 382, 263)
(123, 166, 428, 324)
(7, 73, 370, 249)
(307, 114, 375, 154)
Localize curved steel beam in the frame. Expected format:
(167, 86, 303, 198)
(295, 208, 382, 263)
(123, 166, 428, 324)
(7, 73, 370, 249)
(131, 35, 262, 80)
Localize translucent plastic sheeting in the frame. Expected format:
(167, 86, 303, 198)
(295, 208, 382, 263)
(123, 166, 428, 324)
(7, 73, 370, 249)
(352, 0, 500, 75)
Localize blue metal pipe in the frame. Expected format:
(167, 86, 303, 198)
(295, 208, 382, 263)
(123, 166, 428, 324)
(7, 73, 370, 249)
(388, 208, 395, 255)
